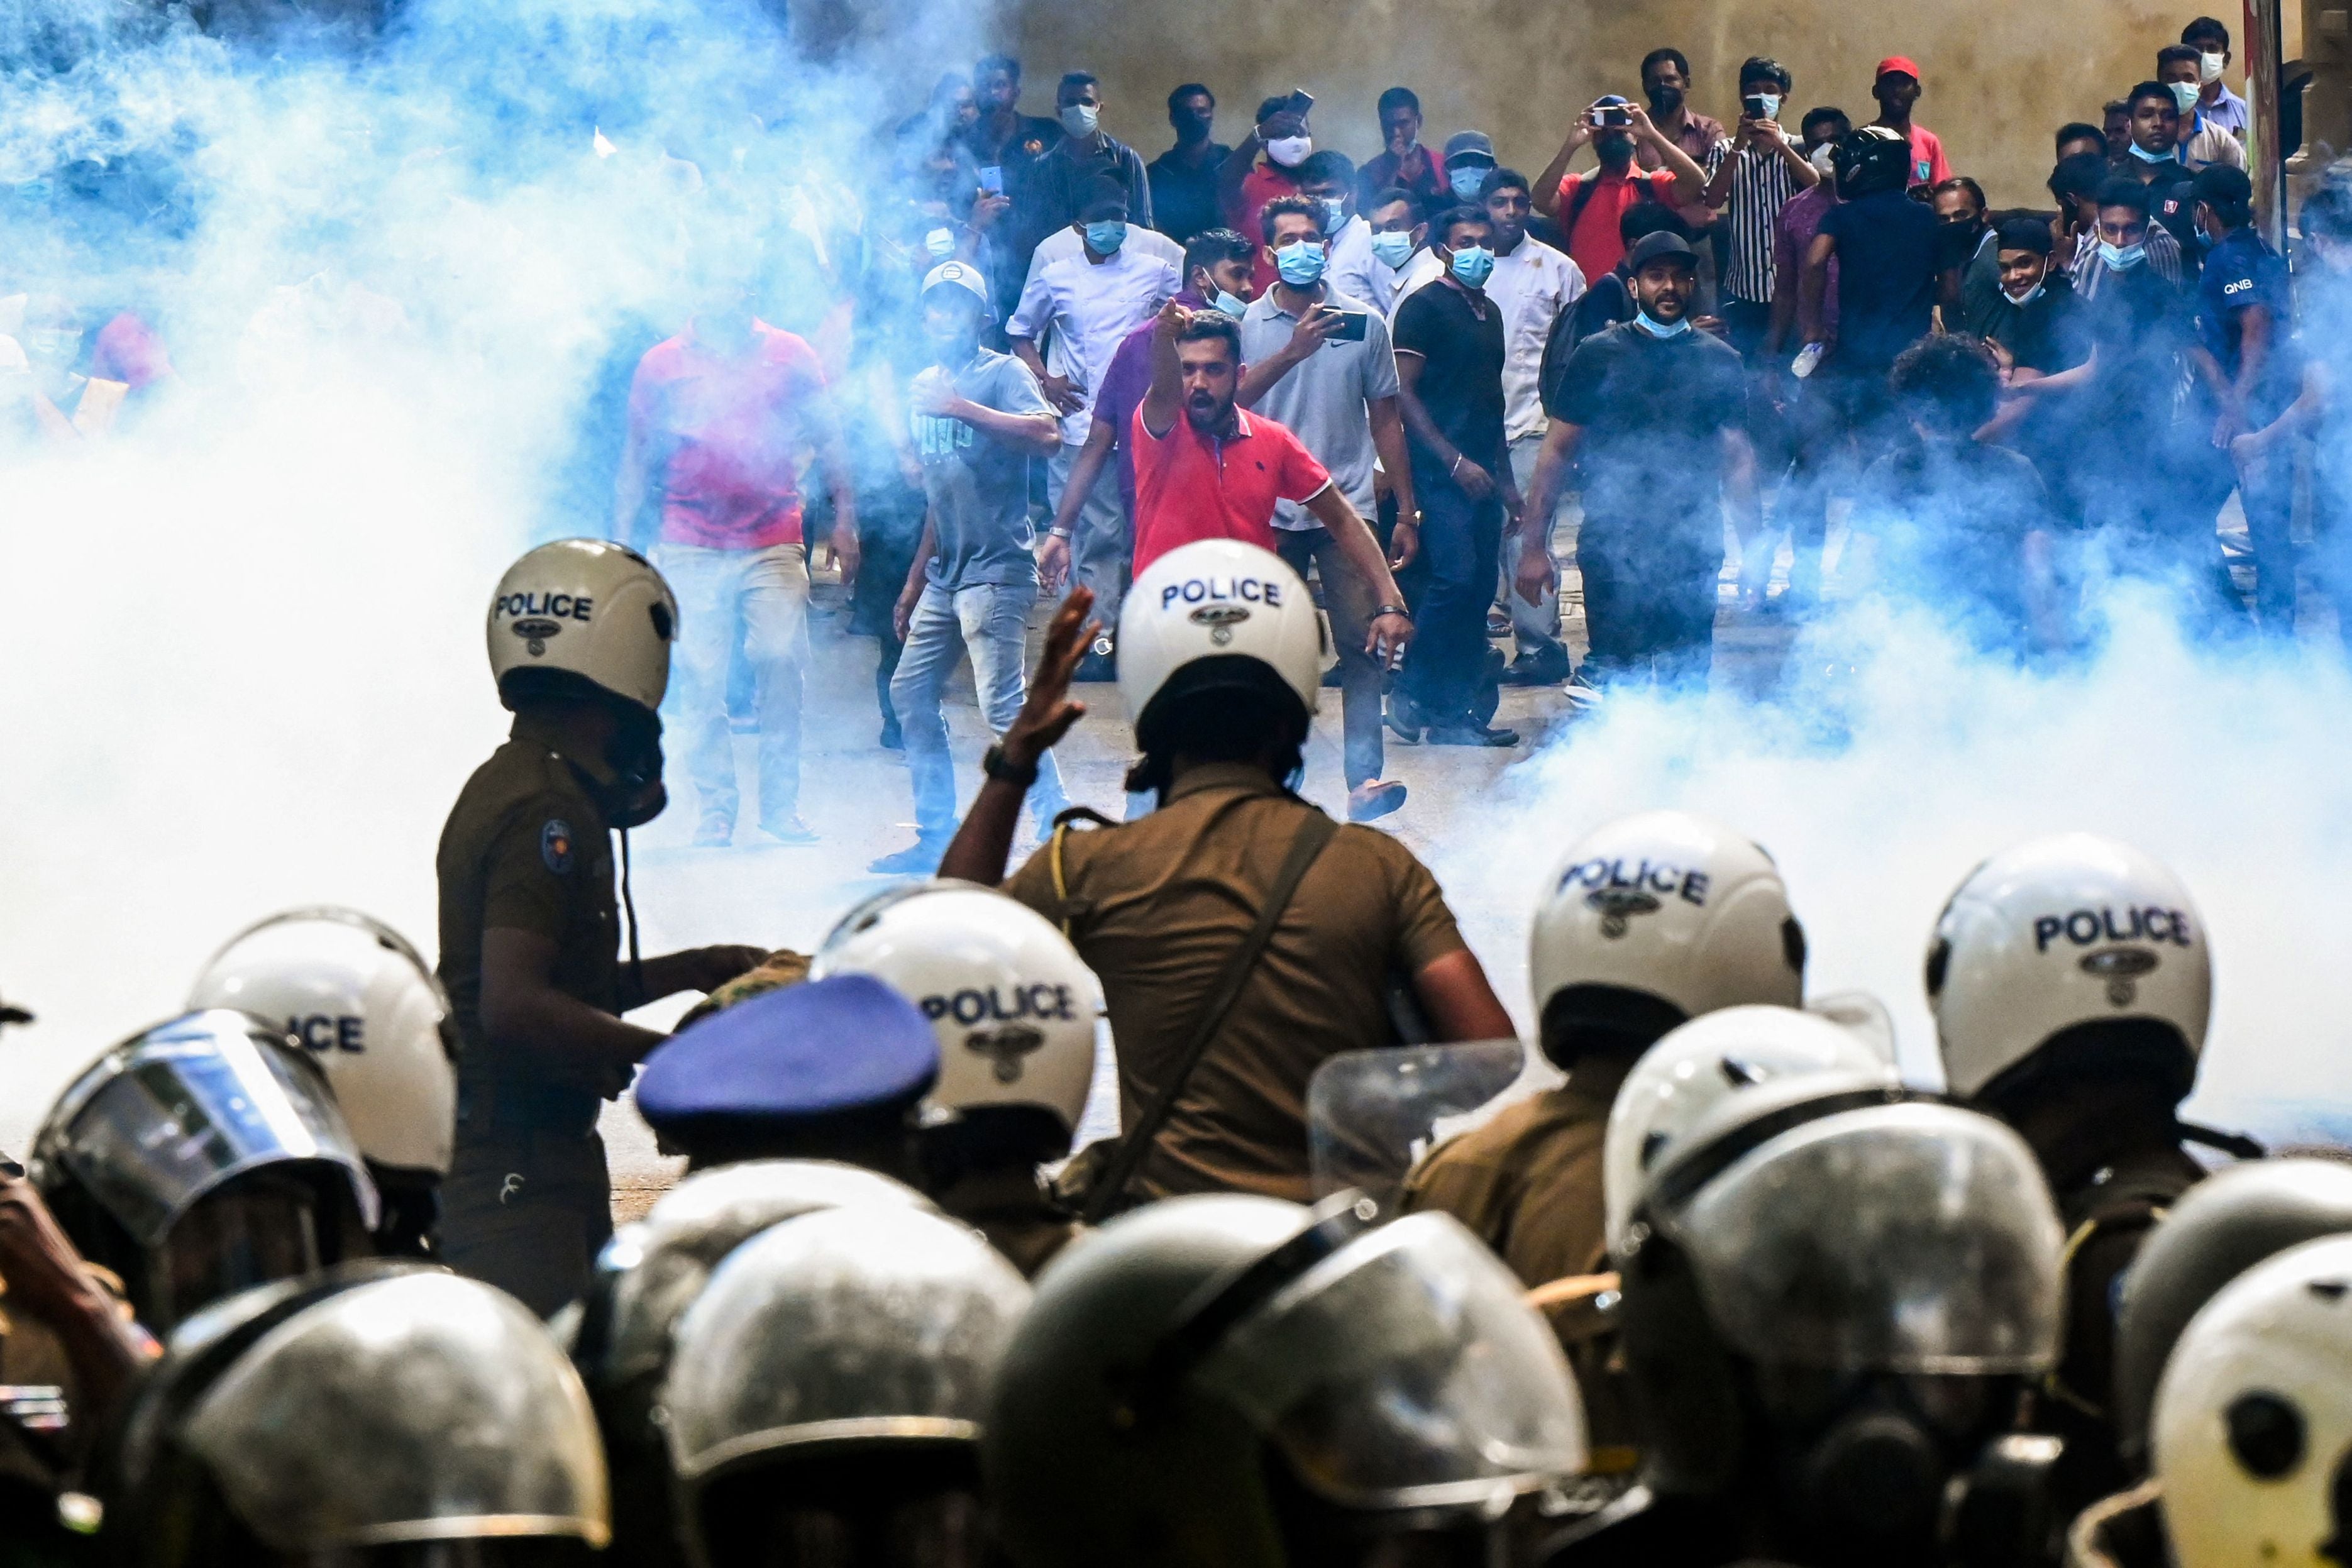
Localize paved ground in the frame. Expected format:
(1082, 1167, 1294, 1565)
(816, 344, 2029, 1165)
(597, 549, 1808, 1219)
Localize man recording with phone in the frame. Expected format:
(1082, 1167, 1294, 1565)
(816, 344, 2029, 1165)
(1535, 94, 1709, 289)
(1238, 196, 1422, 821)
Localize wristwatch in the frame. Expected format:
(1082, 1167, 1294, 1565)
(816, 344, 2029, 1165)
(1374, 604, 1413, 621)
(1046, 526, 1074, 541)
(983, 743, 1040, 788)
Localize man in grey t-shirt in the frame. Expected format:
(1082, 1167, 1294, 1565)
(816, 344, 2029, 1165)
(1239, 195, 1420, 822)
(870, 263, 1071, 875)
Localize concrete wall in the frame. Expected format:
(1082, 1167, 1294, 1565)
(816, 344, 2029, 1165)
(1000, 0, 2239, 208)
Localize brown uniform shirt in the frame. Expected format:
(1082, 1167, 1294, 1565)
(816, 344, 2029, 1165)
(435, 712, 624, 1129)
(1003, 763, 1467, 1203)
(1399, 1054, 1636, 1289)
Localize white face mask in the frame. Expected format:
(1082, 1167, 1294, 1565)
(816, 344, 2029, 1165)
(1808, 143, 1838, 178)
(1060, 103, 1100, 138)
(1265, 135, 1313, 168)
(2002, 280, 2046, 308)
(2199, 51, 2227, 85)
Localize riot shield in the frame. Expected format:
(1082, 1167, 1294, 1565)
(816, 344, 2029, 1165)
(1306, 1041, 1528, 1210)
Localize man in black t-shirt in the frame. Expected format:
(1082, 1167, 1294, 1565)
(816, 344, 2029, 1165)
(1519, 232, 1757, 688)
(1392, 205, 1521, 745)
(1980, 216, 2091, 519)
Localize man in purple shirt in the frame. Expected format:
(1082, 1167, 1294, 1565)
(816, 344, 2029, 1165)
(1039, 226, 1340, 588)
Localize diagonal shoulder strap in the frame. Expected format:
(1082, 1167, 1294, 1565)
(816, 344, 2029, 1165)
(1081, 809, 1340, 1223)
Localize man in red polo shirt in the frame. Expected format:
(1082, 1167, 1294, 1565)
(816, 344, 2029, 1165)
(1129, 299, 1413, 668)
(617, 251, 859, 849)
(1870, 56, 1953, 189)
(1534, 95, 1709, 285)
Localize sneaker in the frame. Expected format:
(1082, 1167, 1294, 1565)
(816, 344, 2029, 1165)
(755, 817, 820, 846)
(1385, 692, 1430, 744)
(879, 718, 903, 751)
(1347, 780, 1408, 823)
(1560, 673, 1606, 710)
(692, 816, 734, 848)
(866, 837, 947, 875)
(1500, 644, 1572, 687)
(1073, 649, 1118, 683)
(1426, 721, 1521, 748)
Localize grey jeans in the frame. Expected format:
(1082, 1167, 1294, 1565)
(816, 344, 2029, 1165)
(1049, 439, 1128, 633)
(654, 540, 810, 832)
(1503, 432, 1573, 656)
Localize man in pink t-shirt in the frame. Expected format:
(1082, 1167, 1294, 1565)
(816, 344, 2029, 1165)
(1129, 299, 1413, 661)
(617, 281, 859, 849)
(1870, 57, 1953, 188)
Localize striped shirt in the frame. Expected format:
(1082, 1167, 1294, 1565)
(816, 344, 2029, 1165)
(1720, 144, 1803, 306)
(2068, 223, 2182, 302)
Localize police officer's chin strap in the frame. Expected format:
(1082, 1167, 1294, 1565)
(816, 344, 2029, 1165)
(599, 708, 668, 1010)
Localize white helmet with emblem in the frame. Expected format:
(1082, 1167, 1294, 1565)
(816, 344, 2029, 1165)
(487, 538, 680, 716)
(1600, 1003, 1897, 1257)
(1927, 833, 2209, 1106)
(187, 908, 458, 1177)
(2151, 1232, 2352, 1568)
(1529, 811, 1805, 1069)
(810, 881, 1102, 1140)
(1117, 539, 1325, 754)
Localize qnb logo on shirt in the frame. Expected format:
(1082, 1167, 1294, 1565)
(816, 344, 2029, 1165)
(2222, 278, 2255, 296)
(912, 412, 976, 461)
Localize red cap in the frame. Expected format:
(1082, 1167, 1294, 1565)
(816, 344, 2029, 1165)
(1875, 56, 1922, 82)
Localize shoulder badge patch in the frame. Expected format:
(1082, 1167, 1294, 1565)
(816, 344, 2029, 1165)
(541, 819, 575, 875)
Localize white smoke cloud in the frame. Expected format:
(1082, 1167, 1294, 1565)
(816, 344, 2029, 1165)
(0, 0, 991, 1149)
(1423, 587, 2352, 1147)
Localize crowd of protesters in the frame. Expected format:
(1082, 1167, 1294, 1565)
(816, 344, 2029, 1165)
(14, 21, 2352, 851)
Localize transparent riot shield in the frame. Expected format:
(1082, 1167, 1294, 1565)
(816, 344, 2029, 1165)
(1306, 1041, 1529, 1211)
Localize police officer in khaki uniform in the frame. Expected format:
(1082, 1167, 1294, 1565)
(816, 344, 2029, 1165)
(438, 539, 763, 1317)
(1401, 810, 1808, 1291)
(938, 540, 1516, 1214)
(1928, 833, 2234, 1515)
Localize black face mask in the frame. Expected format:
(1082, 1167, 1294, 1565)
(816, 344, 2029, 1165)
(1647, 85, 1684, 116)
(1598, 135, 1637, 169)
(597, 705, 668, 829)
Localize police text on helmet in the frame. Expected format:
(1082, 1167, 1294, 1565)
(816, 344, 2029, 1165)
(2030, 906, 2194, 952)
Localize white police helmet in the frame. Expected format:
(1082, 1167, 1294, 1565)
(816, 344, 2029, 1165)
(2151, 1233, 2352, 1568)
(810, 881, 1103, 1139)
(487, 538, 679, 716)
(1927, 833, 2210, 1105)
(1529, 811, 1804, 1067)
(1601, 1003, 1898, 1257)
(1117, 539, 1325, 754)
(187, 908, 457, 1178)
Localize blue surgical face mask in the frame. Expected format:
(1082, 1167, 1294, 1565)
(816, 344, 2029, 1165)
(2099, 238, 2148, 270)
(1275, 240, 1327, 287)
(1060, 103, 1100, 138)
(1634, 309, 1691, 338)
(1449, 244, 1496, 288)
(1450, 165, 1489, 201)
(1318, 197, 1347, 231)
(924, 227, 956, 262)
(2168, 81, 2202, 114)
(2003, 280, 2046, 308)
(1370, 229, 1415, 269)
(1085, 219, 1128, 255)
(1213, 288, 1249, 319)
(1751, 92, 1783, 121)
(2128, 140, 2180, 165)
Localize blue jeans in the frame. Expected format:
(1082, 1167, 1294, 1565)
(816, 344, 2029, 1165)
(654, 541, 809, 832)
(889, 578, 1068, 839)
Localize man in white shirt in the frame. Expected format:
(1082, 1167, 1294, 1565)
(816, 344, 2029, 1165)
(1479, 167, 1586, 685)
(1355, 187, 1432, 318)
(1298, 151, 1379, 312)
(1007, 179, 1180, 663)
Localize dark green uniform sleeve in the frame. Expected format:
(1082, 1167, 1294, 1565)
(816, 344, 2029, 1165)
(480, 794, 585, 940)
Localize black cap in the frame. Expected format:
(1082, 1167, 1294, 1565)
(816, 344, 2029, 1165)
(2193, 163, 2253, 207)
(1625, 231, 1699, 272)
(1994, 215, 2055, 255)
